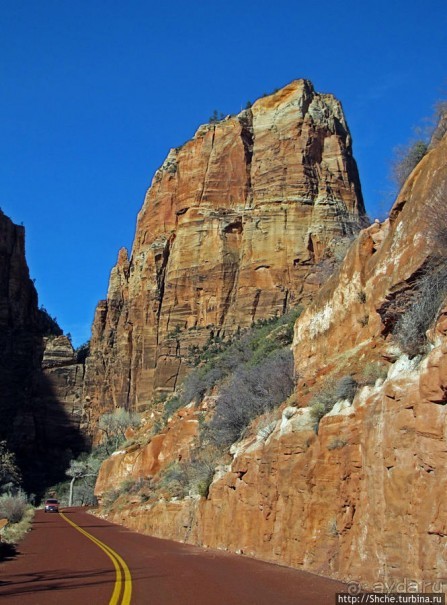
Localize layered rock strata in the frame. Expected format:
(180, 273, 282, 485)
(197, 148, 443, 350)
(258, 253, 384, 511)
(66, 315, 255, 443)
(96, 117, 447, 585)
(85, 79, 365, 412)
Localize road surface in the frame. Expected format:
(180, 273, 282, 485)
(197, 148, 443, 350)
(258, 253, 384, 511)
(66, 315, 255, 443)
(0, 508, 345, 604)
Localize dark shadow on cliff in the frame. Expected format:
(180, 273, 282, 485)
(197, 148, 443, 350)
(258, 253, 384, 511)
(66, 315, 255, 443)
(19, 369, 88, 501)
(0, 331, 88, 501)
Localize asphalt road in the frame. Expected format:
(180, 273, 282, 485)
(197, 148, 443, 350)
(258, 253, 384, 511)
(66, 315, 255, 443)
(0, 508, 345, 604)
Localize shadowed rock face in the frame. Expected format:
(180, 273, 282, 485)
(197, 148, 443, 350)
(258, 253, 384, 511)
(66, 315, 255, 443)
(0, 211, 86, 496)
(84, 79, 365, 413)
(0, 210, 42, 444)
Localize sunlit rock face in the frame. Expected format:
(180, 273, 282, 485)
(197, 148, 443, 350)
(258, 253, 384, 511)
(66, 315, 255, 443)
(98, 121, 447, 587)
(84, 79, 365, 413)
(292, 113, 447, 384)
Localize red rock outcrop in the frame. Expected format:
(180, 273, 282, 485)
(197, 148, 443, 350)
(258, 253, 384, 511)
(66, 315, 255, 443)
(84, 79, 365, 413)
(95, 403, 201, 496)
(103, 334, 447, 587)
(95, 115, 447, 587)
(293, 115, 447, 382)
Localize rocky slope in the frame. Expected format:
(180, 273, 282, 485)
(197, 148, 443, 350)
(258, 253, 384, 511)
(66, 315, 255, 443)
(94, 113, 447, 586)
(0, 210, 86, 494)
(84, 79, 366, 414)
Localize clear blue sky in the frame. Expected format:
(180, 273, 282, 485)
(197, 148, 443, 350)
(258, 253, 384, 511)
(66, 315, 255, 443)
(1, 0, 446, 347)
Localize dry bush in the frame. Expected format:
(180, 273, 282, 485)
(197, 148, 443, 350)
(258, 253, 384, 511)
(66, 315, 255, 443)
(1, 507, 34, 545)
(0, 492, 28, 524)
(327, 438, 348, 451)
(393, 262, 447, 357)
(310, 375, 358, 427)
(392, 180, 447, 356)
(208, 348, 295, 446)
(98, 409, 141, 453)
(0, 442, 21, 493)
(359, 362, 388, 386)
(391, 140, 428, 188)
(180, 306, 301, 408)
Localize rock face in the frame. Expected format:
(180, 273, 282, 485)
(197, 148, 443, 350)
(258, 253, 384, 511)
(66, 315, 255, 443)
(95, 403, 201, 497)
(0, 210, 42, 445)
(0, 210, 86, 494)
(293, 116, 447, 383)
(35, 336, 86, 450)
(85, 79, 365, 412)
(96, 117, 447, 585)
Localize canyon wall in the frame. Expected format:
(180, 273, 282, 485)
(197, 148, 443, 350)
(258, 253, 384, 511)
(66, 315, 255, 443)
(84, 79, 365, 414)
(0, 210, 86, 494)
(95, 114, 447, 585)
(0, 210, 42, 447)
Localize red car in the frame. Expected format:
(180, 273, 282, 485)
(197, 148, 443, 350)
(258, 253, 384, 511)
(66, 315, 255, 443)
(44, 499, 59, 513)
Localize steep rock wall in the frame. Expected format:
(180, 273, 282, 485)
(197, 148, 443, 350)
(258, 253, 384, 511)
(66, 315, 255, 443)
(95, 118, 447, 585)
(103, 332, 447, 586)
(0, 211, 86, 494)
(293, 118, 447, 383)
(84, 79, 365, 412)
(0, 210, 42, 445)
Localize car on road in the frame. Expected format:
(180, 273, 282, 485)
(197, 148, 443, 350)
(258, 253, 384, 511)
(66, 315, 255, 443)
(44, 499, 59, 513)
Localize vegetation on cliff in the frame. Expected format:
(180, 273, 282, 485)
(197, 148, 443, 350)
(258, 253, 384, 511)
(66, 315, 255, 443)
(96, 305, 301, 504)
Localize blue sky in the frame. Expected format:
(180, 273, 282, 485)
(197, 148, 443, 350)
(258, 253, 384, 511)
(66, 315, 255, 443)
(1, 0, 446, 346)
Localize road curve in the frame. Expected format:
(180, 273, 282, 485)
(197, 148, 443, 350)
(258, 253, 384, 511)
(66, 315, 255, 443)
(0, 508, 345, 604)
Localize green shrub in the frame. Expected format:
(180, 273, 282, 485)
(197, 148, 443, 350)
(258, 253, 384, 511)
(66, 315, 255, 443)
(309, 393, 336, 423)
(98, 409, 142, 453)
(102, 479, 137, 508)
(159, 462, 189, 498)
(102, 489, 121, 508)
(159, 456, 216, 499)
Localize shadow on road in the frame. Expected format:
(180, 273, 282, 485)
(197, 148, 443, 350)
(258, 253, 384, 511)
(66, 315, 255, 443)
(0, 542, 17, 563)
(0, 565, 166, 597)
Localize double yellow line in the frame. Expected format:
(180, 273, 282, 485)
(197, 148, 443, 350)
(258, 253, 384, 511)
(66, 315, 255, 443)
(60, 511, 132, 605)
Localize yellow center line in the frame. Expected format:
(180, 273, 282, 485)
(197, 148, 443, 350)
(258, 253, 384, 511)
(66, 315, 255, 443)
(59, 510, 132, 605)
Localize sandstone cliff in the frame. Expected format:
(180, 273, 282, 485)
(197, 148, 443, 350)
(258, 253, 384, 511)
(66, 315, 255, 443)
(94, 111, 447, 587)
(84, 79, 365, 414)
